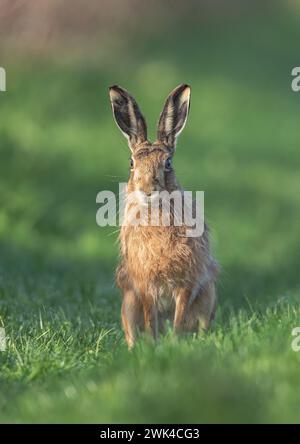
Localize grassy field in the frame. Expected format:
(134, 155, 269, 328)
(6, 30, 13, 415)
(0, 7, 300, 423)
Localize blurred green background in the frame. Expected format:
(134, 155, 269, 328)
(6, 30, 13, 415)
(0, 0, 300, 423)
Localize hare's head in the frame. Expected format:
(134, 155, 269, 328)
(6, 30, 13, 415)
(109, 84, 190, 197)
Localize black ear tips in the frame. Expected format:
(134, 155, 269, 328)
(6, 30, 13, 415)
(109, 85, 128, 97)
(175, 84, 191, 98)
(109, 86, 124, 104)
(173, 84, 191, 94)
(109, 86, 132, 107)
(173, 84, 191, 109)
(179, 83, 190, 90)
(109, 85, 120, 92)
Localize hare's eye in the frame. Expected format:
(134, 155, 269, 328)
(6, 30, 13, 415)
(165, 158, 172, 170)
(130, 158, 134, 169)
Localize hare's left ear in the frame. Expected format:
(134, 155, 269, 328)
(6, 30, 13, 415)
(157, 84, 191, 150)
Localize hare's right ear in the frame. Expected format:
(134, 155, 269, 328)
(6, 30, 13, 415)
(109, 85, 147, 150)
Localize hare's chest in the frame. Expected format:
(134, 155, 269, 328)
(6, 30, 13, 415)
(122, 226, 190, 284)
(128, 235, 173, 277)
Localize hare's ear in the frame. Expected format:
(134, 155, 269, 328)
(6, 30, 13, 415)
(109, 85, 147, 150)
(157, 84, 190, 150)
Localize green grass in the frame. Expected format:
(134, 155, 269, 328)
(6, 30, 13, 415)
(1, 9, 300, 423)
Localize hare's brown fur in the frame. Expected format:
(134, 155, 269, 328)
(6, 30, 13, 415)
(109, 84, 218, 348)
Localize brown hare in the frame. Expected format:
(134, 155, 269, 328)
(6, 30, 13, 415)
(109, 84, 218, 348)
